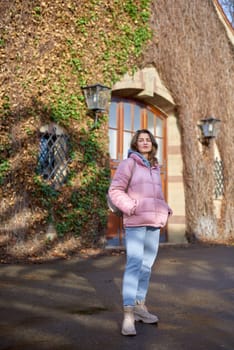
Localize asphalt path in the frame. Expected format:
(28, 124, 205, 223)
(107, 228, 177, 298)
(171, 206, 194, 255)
(0, 244, 233, 350)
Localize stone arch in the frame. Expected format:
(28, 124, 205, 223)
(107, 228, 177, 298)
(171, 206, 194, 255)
(112, 67, 175, 112)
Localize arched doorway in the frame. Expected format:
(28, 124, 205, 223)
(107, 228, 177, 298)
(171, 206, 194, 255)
(107, 97, 168, 245)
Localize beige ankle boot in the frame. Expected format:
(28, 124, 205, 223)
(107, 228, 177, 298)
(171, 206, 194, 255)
(134, 301, 159, 324)
(121, 306, 136, 336)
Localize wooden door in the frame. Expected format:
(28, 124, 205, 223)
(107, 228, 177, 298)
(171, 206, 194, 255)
(106, 98, 168, 245)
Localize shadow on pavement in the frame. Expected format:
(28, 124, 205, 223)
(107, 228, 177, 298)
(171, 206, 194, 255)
(0, 245, 233, 350)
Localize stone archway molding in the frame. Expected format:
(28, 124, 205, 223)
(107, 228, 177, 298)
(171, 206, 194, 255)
(112, 66, 175, 113)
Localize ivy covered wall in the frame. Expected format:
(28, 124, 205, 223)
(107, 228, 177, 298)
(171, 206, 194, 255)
(0, 0, 152, 261)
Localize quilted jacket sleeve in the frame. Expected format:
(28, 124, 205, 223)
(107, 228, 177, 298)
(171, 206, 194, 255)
(108, 158, 137, 216)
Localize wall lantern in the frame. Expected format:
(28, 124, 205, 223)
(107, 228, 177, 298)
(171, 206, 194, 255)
(82, 83, 111, 126)
(198, 116, 221, 145)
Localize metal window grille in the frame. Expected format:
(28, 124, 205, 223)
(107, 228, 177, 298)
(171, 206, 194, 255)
(214, 158, 224, 199)
(38, 128, 70, 188)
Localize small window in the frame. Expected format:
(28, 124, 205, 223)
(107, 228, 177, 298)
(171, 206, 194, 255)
(38, 124, 70, 188)
(214, 157, 224, 199)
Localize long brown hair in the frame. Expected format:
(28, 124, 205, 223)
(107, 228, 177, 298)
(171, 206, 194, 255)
(130, 129, 158, 166)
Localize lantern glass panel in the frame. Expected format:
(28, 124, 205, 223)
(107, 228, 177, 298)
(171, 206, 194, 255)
(200, 117, 221, 139)
(202, 122, 214, 138)
(97, 86, 111, 111)
(82, 84, 111, 111)
(83, 86, 97, 110)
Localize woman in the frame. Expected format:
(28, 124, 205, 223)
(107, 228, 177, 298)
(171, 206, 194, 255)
(108, 129, 172, 336)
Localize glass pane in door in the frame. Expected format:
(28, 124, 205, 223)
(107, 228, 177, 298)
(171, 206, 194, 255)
(124, 103, 131, 130)
(156, 138, 163, 164)
(109, 129, 117, 159)
(147, 111, 155, 134)
(109, 102, 117, 128)
(133, 105, 141, 131)
(123, 131, 132, 160)
(156, 117, 163, 137)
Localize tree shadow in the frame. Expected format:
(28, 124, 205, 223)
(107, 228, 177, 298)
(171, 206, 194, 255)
(0, 97, 110, 262)
(0, 245, 233, 349)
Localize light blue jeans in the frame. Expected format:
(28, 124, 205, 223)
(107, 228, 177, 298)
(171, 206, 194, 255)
(122, 226, 160, 306)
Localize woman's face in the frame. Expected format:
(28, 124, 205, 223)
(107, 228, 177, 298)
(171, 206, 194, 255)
(136, 132, 152, 158)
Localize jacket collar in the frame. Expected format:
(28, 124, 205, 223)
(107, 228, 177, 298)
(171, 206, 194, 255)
(128, 150, 151, 168)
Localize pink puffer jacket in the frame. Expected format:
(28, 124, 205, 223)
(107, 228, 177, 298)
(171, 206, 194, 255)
(108, 152, 172, 228)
